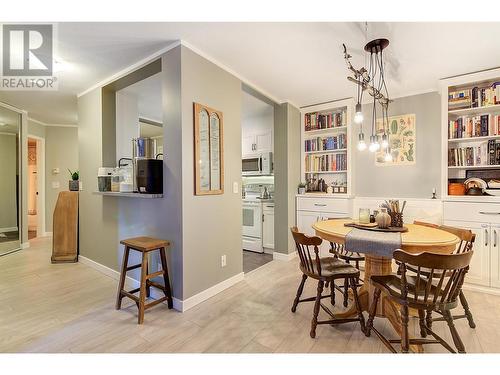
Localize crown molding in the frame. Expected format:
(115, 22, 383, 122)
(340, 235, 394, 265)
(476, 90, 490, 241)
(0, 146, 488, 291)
(28, 117, 78, 128)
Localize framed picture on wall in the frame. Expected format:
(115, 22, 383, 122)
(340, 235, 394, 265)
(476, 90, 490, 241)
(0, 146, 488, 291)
(375, 113, 416, 166)
(193, 102, 224, 195)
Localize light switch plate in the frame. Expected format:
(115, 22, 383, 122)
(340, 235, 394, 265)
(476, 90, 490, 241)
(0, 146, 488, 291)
(233, 182, 238, 194)
(52, 168, 60, 174)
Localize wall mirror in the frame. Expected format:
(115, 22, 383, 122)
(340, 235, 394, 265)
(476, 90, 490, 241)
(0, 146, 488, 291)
(0, 105, 21, 256)
(194, 102, 224, 195)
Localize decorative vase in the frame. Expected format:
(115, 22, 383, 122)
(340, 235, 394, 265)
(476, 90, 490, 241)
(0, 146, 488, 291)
(69, 180, 79, 191)
(375, 208, 391, 229)
(298, 187, 306, 195)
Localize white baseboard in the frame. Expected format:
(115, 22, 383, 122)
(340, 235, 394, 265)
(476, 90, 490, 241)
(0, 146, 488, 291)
(462, 283, 500, 296)
(263, 248, 274, 255)
(21, 242, 30, 249)
(273, 251, 297, 261)
(78, 255, 244, 312)
(178, 272, 244, 312)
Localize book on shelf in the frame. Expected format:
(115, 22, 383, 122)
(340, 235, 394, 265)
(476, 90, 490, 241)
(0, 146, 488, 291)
(304, 110, 346, 131)
(448, 82, 500, 111)
(448, 140, 500, 166)
(448, 114, 500, 139)
(305, 153, 347, 172)
(304, 134, 347, 152)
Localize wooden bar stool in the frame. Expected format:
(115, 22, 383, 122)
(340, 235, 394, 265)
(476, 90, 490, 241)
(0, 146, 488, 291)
(116, 236, 173, 324)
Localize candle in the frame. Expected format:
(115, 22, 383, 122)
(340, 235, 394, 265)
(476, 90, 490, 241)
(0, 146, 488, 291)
(359, 208, 370, 224)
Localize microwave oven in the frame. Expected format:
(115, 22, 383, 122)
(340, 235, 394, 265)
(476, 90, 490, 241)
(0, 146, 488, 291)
(242, 152, 273, 176)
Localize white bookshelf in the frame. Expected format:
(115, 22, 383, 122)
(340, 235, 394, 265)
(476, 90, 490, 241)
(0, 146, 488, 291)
(300, 98, 354, 196)
(440, 68, 500, 200)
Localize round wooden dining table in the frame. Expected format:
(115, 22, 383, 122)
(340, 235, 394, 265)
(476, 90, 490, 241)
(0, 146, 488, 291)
(312, 218, 460, 352)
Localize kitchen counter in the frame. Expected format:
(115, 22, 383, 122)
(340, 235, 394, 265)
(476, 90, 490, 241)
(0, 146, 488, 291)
(93, 191, 163, 199)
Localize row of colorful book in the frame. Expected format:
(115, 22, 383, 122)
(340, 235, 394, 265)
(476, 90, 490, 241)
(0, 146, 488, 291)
(304, 134, 347, 152)
(304, 110, 346, 131)
(448, 114, 500, 139)
(448, 140, 500, 166)
(448, 82, 500, 110)
(305, 153, 347, 172)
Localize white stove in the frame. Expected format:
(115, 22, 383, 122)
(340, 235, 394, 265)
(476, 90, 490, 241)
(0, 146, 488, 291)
(242, 185, 273, 253)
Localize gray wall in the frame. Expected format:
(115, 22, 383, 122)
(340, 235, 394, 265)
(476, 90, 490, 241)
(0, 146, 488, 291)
(180, 46, 243, 298)
(355, 92, 441, 198)
(0, 134, 18, 230)
(274, 103, 301, 255)
(45, 127, 79, 231)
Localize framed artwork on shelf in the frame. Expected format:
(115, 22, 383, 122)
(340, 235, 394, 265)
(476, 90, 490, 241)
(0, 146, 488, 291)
(193, 102, 224, 195)
(375, 113, 416, 166)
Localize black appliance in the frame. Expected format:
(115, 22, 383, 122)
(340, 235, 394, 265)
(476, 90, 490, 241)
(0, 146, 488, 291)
(136, 159, 163, 194)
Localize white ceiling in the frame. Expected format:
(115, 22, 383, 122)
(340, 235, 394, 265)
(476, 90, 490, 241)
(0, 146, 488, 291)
(121, 72, 163, 122)
(1, 22, 500, 125)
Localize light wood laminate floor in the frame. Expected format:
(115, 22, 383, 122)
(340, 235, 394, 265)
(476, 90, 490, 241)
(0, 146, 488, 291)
(1, 236, 500, 353)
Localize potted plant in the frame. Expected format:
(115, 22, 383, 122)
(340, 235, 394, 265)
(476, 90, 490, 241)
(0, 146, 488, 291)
(298, 182, 307, 195)
(68, 169, 80, 191)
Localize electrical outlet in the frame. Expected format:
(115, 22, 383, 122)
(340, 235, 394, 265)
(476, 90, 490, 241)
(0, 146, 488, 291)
(221, 255, 227, 267)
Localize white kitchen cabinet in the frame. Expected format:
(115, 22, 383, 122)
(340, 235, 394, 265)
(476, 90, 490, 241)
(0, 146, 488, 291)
(262, 204, 275, 250)
(296, 196, 351, 257)
(242, 130, 273, 157)
(444, 220, 491, 287)
(242, 135, 255, 156)
(444, 200, 500, 292)
(491, 224, 500, 288)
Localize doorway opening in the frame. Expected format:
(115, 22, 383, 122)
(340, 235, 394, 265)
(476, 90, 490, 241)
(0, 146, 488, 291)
(241, 88, 275, 274)
(26, 136, 45, 240)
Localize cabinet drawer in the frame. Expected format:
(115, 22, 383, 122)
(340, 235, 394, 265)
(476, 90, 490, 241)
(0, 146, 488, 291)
(297, 197, 349, 214)
(444, 202, 500, 224)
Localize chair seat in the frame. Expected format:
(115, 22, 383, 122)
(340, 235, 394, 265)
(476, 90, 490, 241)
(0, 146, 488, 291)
(337, 252, 365, 262)
(370, 274, 445, 308)
(301, 257, 360, 280)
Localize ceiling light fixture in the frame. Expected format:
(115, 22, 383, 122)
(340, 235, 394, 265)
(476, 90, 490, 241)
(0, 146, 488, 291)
(343, 23, 392, 154)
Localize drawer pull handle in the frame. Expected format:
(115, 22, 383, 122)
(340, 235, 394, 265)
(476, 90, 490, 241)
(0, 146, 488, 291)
(479, 211, 500, 215)
(265, 205, 274, 208)
(485, 229, 489, 247)
(314, 203, 327, 207)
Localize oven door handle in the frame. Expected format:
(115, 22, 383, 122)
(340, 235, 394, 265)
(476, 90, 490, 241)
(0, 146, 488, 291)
(258, 156, 262, 174)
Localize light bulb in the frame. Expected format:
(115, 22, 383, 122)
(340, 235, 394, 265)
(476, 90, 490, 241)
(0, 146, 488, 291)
(357, 132, 366, 151)
(354, 103, 363, 124)
(369, 135, 380, 152)
(381, 134, 389, 149)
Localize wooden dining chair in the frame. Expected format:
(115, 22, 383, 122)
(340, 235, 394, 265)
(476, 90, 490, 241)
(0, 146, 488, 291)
(290, 227, 365, 338)
(365, 249, 474, 353)
(327, 217, 365, 308)
(413, 221, 476, 330)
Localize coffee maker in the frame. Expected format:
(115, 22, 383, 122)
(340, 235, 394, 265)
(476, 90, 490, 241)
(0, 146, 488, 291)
(132, 138, 163, 194)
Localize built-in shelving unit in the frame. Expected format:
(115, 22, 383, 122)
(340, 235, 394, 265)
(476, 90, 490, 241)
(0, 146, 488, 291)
(300, 98, 353, 196)
(440, 68, 500, 200)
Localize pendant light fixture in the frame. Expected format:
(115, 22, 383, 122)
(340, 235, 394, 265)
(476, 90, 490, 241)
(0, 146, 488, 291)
(343, 23, 392, 160)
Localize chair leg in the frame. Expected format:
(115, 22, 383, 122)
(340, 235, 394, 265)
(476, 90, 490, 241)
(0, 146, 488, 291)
(146, 258, 151, 298)
(400, 304, 410, 353)
(459, 290, 476, 329)
(291, 274, 307, 313)
(443, 309, 466, 353)
(330, 281, 336, 306)
(418, 309, 427, 338)
(159, 247, 174, 309)
(351, 277, 366, 333)
(310, 280, 324, 338)
(138, 252, 148, 324)
(343, 278, 349, 307)
(115, 246, 130, 310)
(426, 309, 433, 331)
(365, 288, 381, 337)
